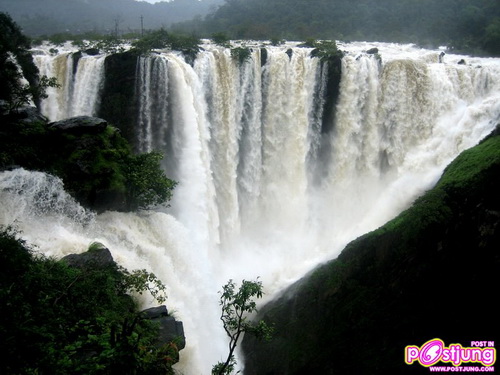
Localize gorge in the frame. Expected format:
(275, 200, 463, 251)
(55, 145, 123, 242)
(2, 41, 500, 374)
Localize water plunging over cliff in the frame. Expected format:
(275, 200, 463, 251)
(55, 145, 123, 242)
(2, 41, 500, 373)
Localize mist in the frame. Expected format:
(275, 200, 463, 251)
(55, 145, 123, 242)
(0, 0, 224, 36)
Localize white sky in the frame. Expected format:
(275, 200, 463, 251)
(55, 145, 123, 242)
(137, 0, 170, 3)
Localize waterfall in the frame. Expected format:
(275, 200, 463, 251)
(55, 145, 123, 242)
(4, 42, 500, 374)
(34, 50, 106, 121)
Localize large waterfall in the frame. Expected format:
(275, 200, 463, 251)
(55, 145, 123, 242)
(2, 41, 500, 374)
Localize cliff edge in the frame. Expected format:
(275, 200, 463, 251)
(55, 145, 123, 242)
(242, 126, 500, 374)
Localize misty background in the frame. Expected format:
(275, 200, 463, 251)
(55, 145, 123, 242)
(0, 0, 224, 36)
(1, 0, 499, 56)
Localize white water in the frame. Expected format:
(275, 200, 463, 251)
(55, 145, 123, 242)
(34, 49, 106, 121)
(2, 42, 500, 374)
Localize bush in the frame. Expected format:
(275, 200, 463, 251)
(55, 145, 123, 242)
(124, 151, 177, 211)
(230, 46, 252, 64)
(0, 227, 175, 375)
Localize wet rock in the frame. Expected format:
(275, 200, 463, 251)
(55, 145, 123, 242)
(49, 116, 108, 134)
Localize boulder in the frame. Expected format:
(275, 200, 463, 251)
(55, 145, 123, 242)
(85, 48, 100, 56)
(141, 305, 169, 319)
(62, 244, 116, 269)
(4, 105, 48, 124)
(141, 305, 186, 350)
(366, 47, 379, 54)
(49, 116, 108, 134)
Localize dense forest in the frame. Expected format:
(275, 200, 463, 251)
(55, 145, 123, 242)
(2, 0, 500, 55)
(186, 0, 500, 55)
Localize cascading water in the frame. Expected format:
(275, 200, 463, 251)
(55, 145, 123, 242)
(2, 41, 500, 374)
(34, 47, 106, 121)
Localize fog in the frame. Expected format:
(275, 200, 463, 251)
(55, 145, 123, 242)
(0, 0, 224, 36)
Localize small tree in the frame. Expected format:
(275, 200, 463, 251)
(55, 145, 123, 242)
(124, 151, 177, 211)
(213, 279, 273, 375)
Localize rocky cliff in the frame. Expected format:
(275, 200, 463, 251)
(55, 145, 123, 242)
(242, 126, 500, 374)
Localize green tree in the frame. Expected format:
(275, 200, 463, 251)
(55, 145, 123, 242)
(483, 18, 500, 55)
(124, 151, 177, 211)
(0, 12, 58, 110)
(0, 227, 177, 375)
(211, 32, 232, 47)
(212, 279, 273, 375)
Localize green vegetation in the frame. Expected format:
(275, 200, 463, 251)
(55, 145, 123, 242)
(1, 16, 177, 212)
(0, 226, 178, 375)
(211, 32, 231, 48)
(0, 12, 59, 111)
(230, 46, 252, 64)
(305, 39, 344, 62)
(199, 0, 500, 56)
(213, 279, 273, 375)
(0, 115, 177, 212)
(130, 28, 201, 63)
(379, 134, 500, 241)
(241, 128, 500, 374)
(124, 152, 177, 211)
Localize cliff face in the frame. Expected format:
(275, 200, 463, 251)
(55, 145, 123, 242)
(242, 127, 500, 375)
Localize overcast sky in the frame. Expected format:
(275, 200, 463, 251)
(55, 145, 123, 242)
(136, 0, 169, 3)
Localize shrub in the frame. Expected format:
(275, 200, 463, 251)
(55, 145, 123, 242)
(0, 227, 175, 375)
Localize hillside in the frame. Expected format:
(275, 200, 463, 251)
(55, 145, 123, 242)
(195, 0, 500, 55)
(0, 0, 223, 36)
(242, 126, 500, 374)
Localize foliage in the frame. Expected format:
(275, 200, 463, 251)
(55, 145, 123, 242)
(119, 267, 167, 305)
(197, 0, 500, 56)
(213, 278, 273, 375)
(0, 227, 176, 375)
(0, 12, 48, 109)
(0, 111, 177, 212)
(230, 46, 252, 64)
(270, 37, 285, 46)
(132, 28, 171, 52)
(132, 28, 201, 59)
(212, 32, 231, 47)
(241, 130, 500, 375)
(483, 17, 500, 55)
(73, 35, 126, 54)
(305, 39, 344, 62)
(124, 151, 177, 211)
(7, 75, 60, 112)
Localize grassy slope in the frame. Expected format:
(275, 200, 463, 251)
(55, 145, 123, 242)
(242, 129, 500, 375)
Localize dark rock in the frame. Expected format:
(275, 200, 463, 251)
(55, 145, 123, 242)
(157, 317, 186, 350)
(260, 47, 268, 67)
(366, 47, 379, 54)
(458, 59, 466, 65)
(49, 116, 108, 134)
(141, 306, 186, 350)
(98, 51, 139, 147)
(141, 305, 169, 319)
(7, 105, 48, 124)
(286, 48, 293, 59)
(439, 51, 445, 63)
(85, 48, 100, 56)
(62, 245, 116, 269)
(72, 51, 82, 74)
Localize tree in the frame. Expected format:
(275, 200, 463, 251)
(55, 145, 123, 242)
(483, 17, 500, 55)
(213, 279, 273, 375)
(0, 12, 59, 111)
(124, 151, 177, 211)
(0, 227, 177, 375)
